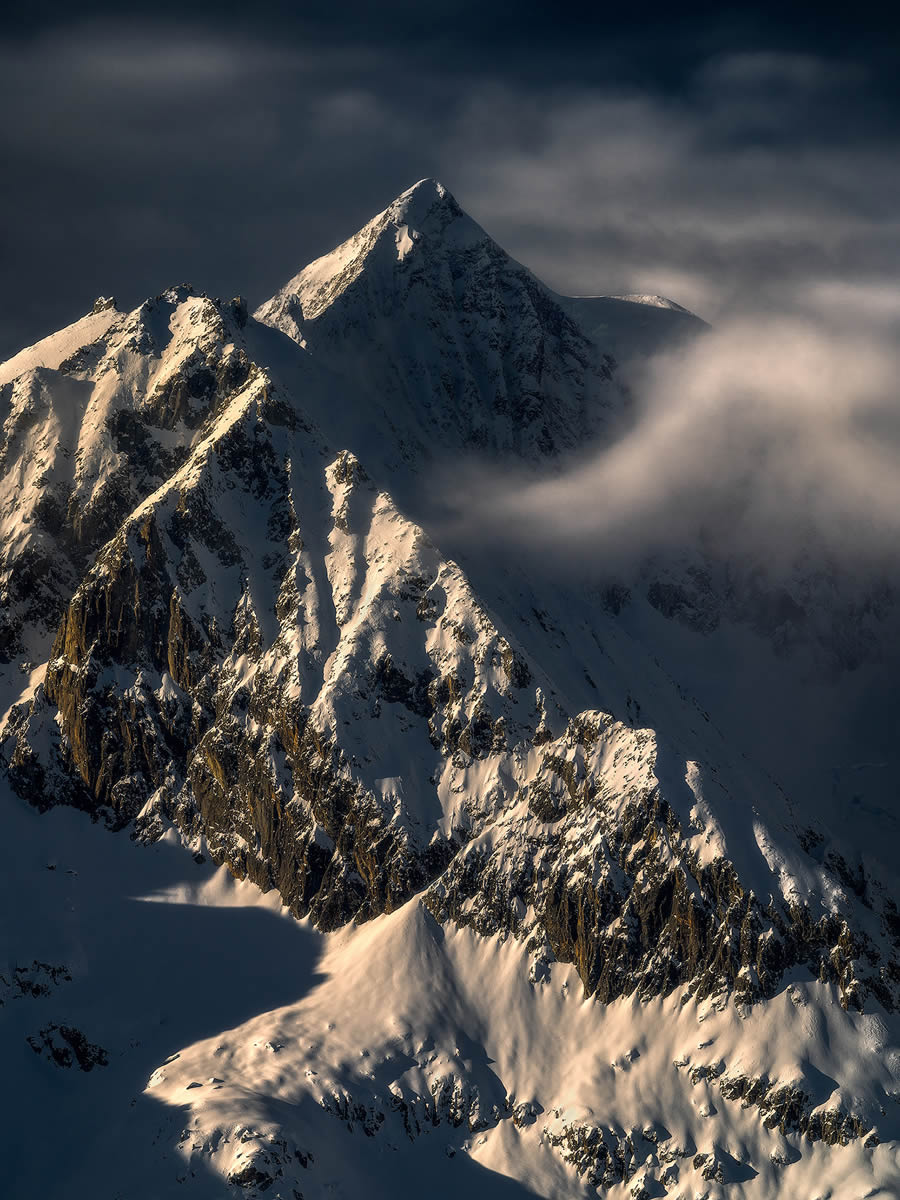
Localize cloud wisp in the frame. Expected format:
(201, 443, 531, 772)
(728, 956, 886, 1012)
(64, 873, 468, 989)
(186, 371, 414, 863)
(447, 69, 900, 323)
(431, 307, 900, 585)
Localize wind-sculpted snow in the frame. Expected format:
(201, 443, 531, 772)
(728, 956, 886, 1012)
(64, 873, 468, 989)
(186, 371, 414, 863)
(1, 181, 899, 1199)
(151, 897, 893, 1197)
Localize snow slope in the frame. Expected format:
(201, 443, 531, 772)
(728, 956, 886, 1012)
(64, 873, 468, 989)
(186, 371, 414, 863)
(0, 286, 254, 669)
(255, 178, 900, 910)
(0, 301, 119, 388)
(0, 780, 319, 1200)
(4, 777, 899, 1199)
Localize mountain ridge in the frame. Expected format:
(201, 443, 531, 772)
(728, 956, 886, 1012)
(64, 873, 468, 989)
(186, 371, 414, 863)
(1, 182, 898, 1200)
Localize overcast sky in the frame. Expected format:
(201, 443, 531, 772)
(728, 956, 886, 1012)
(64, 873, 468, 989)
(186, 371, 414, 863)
(1, 4, 898, 359)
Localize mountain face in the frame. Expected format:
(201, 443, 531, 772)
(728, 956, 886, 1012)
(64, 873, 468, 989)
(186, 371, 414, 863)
(255, 179, 702, 469)
(2, 181, 899, 1200)
(0, 290, 254, 673)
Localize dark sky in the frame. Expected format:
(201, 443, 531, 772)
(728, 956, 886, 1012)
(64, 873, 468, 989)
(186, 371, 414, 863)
(2, 2, 898, 359)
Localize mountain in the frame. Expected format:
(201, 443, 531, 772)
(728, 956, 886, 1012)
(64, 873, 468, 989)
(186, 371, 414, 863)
(1, 182, 898, 1200)
(255, 179, 701, 469)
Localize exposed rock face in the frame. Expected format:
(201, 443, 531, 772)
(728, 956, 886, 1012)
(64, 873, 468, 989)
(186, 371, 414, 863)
(27, 1023, 108, 1071)
(425, 715, 898, 1012)
(4, 194, 898, 1021)
(0, 960, 71, 1003)
(8, 368, 897, 1012)
(543, 1117, 695, 1191)
(639, 553, 900, 673)
(713, 1070, 872, 1146)
(7, 368, 561, 931)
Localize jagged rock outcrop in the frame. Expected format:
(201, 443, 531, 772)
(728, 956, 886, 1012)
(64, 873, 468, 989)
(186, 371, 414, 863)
(26, 1023, 108, 1071)
(7, 368, 560, 931)
(424, 713, 899, 1011)
(0, 960, 71, 1003)
(0, 287, 254, 664)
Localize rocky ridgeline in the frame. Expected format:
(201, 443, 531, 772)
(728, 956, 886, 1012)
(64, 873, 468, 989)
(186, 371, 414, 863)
(6, 363, 560, 930)
(0, 287, 252, 665)
(426, 714, 899, 1013)
(257, 182, 900, 680)
(6, 358, 898, 1017)
(4, 279, 898, 1017)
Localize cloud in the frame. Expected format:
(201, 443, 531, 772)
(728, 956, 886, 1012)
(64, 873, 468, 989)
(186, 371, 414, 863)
(0, 24, 440, 356)
(696, 50, 867, 90)
(443, 77, 900, 322)
(431, 307, 900, 585)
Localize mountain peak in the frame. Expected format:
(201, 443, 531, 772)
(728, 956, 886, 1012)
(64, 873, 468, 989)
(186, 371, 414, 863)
(255, 178, 484, 329)
(253, 179, 705, 467)
(386, 177, 459, 226)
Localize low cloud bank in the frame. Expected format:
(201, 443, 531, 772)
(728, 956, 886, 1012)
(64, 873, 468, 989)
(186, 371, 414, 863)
(432, 307, 900, 585)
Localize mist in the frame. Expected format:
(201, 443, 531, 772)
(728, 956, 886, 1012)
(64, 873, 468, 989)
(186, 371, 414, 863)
(430, 304, 900, 588)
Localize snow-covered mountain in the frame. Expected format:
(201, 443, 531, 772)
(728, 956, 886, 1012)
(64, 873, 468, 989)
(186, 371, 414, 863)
(2, 181, 899, 1200)
(255, 179, 702, 468)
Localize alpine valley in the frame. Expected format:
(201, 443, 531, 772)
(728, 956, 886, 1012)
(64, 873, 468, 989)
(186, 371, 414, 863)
(2, 180, 899, 1200)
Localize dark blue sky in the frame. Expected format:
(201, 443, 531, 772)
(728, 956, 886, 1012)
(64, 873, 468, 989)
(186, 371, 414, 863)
(2, 2, 898, 357)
